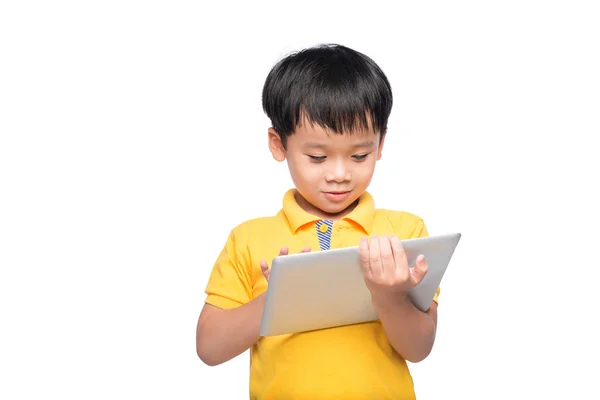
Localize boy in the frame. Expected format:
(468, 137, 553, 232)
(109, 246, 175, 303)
(196, 44, 439, 400)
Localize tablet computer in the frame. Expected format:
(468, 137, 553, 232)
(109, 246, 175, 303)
(260, 232, 461, 336)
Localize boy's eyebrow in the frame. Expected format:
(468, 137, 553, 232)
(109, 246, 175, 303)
(304, 141, 376, 149)
(352, 140, 376, 148)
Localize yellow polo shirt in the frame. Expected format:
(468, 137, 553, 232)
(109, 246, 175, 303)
(204, 189, 439, 400)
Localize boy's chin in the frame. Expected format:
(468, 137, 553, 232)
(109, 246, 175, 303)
(315, 199, 356, 216)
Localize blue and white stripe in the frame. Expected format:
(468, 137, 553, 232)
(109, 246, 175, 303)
(315, 220, 334, 251)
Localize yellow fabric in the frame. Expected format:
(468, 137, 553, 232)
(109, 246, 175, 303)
(205, 189, 439, 399)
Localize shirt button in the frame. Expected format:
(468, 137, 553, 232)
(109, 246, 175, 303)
(319, 224, 329, 233)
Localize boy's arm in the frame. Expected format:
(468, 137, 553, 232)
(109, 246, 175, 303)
(371, 295, 437, 363)
(360, 235, 438, 363)
(196, 293, 265, 366)
(196, 227, 260, 366)
(196, 245, 310, 366)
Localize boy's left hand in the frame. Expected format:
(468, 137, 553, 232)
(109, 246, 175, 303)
(359, 235, 428, 303)
(260, 246, 311, 282)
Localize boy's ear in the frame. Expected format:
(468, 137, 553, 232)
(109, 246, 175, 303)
(268, 128, 286, 162)
(376, 131, 386, 160)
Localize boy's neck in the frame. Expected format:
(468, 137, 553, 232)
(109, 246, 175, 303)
(294, 191, 358, 221)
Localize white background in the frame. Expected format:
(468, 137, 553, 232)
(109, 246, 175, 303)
(1, 1, 599, 399)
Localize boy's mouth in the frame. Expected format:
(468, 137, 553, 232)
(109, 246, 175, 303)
(323, 190, 352, 202)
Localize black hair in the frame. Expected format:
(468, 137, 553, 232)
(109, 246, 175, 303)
(262, 44, 393, 147)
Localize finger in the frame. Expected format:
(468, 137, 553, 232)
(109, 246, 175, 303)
(379, 236, 395, 279)
(369, 236, 383, 277)
(260, 260, 270, 282)
(359, 236, 371, 279)
(410, 254, 428, 286)
(389, 236, 408, 271)
(300, 246, 311, 253)
(279, 247, 289, 256)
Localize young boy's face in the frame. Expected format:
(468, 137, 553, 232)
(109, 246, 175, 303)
(268, 117, 385, 219)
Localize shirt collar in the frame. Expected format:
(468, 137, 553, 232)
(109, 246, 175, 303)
(282, 189, 375, 235)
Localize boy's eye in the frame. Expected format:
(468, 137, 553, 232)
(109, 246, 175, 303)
(352, 154, 369, 161)
(308, 155, 326, 162)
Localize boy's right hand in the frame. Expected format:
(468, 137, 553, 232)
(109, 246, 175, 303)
(260, 246, 311, 282)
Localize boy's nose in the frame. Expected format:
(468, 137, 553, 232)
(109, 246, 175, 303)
(325, 161, 351, 183)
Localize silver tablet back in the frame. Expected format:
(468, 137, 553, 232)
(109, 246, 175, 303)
(260, 233, 461, 336)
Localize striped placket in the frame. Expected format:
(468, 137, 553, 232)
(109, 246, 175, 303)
(315, 220, 334, 251)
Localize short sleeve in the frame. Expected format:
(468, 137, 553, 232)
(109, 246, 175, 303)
(204, 229, 253, 309)
(408, 218, 429, 239)
(409, 218, 440, 305)
(432, 286, 440, 305)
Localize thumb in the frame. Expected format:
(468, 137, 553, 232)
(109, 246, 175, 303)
(410, 254, 428, 286)
(260, 260, 270, 282)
